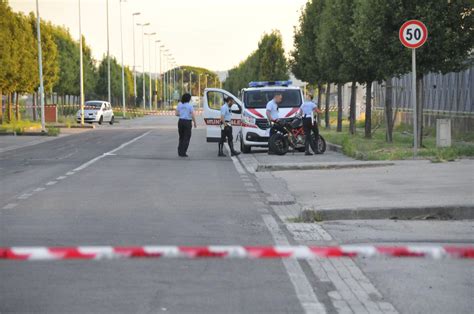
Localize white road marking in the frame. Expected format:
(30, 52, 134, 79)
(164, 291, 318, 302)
(2, 203, 17, 210)
(262, 214, 327, 314)
(17, 193, 33, 200)
(33, 187, 46, 192)
(73, 131, 151, 172)
(66, 172, 75, 176)
(46, 181, 57, 186)
(56, 176, 67, 180)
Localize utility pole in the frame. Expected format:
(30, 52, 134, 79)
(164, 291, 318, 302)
(119, 0, 126, 117)
(106, 0, 111, 104)
(138, 22, 149, 111)
(132, 12, 140, 107)
(145, 32, 156, 111)
(78, 0, 84, 125)
(35, 0, 46, 132)
(189, 71, 193, 94)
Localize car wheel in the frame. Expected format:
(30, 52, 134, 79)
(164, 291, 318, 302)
(109, 116, 114, 125)
(240, 138, 251, 154)
(98, 116, 103, 125)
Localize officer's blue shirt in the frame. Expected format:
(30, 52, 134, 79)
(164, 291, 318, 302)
(177, 102, 194, 120)
(266, 99, 279, 120)
(220, 103, 232, 121)
(300, 101, 317, 116)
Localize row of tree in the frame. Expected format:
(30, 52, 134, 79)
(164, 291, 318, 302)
(291, 0, 473, 144)
(0, 1, 218, 123)
(224, 31, 289, 95)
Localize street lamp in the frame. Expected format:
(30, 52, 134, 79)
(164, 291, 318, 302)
(145, 32, 156, 110)
(198, 73, 202, 107)
(106, 0, 111, 104)
(189, 71, 193, 94)
(119, 0, 126, 117)
(159, 44, 164, 108)
(154, 40, 160, 110)
(180, 67, 184, 95)
(137, 22, 150, 111)
(35, 0, 45, 132)
(132, 12, 140, 107)
(78, 0, 84, 125)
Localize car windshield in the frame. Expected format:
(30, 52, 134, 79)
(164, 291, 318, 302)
(244, 90, 302, 109)
(85, 102, 103, 109)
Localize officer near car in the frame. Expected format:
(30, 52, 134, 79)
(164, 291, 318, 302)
(218, 97, 241, 157)
(299, 93, 322, 155)
(266, 92, 284, 154)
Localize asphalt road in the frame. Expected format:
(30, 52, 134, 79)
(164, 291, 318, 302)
(1, 116, 472, 314)
(0, 116, 313, 313)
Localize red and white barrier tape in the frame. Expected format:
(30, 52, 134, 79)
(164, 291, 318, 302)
(1, 245, 473, 261)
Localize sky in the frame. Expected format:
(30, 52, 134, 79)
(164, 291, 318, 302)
(10, 0, 308, 73)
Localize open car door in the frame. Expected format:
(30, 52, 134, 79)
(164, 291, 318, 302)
(203, 88, 243, 143)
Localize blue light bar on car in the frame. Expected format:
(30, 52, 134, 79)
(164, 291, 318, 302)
(248, 81, 293, 88)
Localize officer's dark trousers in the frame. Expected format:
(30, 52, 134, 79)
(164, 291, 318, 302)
(303, 117, 317, 153)
(219, 125, 233, 146)
(178, 119, 192, 156)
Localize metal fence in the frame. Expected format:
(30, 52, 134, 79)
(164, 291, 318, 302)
(373, 65, 473, 115)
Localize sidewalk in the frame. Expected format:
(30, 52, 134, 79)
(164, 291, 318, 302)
(0, 128, 89, 154)
(242, 150, 474, 220)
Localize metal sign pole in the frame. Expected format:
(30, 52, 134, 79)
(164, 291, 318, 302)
(412, 48, 417, 158)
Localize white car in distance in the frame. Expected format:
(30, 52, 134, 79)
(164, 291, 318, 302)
(76, 101, 114, 125)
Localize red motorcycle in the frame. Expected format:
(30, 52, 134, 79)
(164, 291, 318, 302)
(268, 117, 326, 155)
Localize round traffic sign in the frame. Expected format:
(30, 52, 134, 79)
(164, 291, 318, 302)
(399, 20, 428, 49)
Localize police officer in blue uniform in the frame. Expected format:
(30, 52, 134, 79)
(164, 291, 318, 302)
(175, 93, 197, 157)
(299, 93, 322, 155)
(218, 97, 241, 157)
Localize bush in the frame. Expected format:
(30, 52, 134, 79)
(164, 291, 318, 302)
(47, 127, 60, 136)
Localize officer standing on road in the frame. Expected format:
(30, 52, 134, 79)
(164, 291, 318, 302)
(299, 93, 322, 155)
(175, 93, 197, 157)
(218, 97, 240, 157)
(266, 93, 284, 154)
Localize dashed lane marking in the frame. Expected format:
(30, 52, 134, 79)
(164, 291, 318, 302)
(2, 203, 17, 210)
(56, 176, 67, 180)
(46, 181, 57, 186)
(73, 131, 151, 172)
(33, 187, 46, 192)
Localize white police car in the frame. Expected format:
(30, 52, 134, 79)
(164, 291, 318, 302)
(76, 100, 114, 125)
(203, 81, 304, 153)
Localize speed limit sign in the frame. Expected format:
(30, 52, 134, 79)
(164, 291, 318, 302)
(399, 20, 428, 158)
(399, 20, 428, 48)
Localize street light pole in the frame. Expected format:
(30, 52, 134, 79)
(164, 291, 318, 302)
(138, 22, 149, 111)
(106, 0, 111, 104)
(78, 0, 84, 125)
(119, 0, 126, 118)
(159, 45, 164, 108)
(35, 0, 45, 132)
(189, 71, 193, 94)
(198, 73, 201, 107)
(145, 32, 156, 111)
(181, 68, 184, 94)
(132, 12, 140, 107)
(154, 40, 160, 110)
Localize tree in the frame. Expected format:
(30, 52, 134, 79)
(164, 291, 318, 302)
(291, 0, 327, 128)
(258, 30, 288, 81)
(399, 0, 473, 147)
(0, 1, 16, 122)
(224, 31, 289, 94)
(29, 15, 59, 94)
(317, 0, 360, 133)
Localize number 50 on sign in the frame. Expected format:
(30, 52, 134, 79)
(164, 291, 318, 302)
(399, 20, 428, 49)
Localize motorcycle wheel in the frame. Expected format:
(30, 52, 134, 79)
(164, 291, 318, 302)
(269, 133, 289, 155)
(312, 134, 326, 154)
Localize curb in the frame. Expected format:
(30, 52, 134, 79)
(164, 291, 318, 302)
(0, 131, 47, 136)
(327, 142, 343, 153)
(256, 162, 394, 172)
(300, 205, 474, 221)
